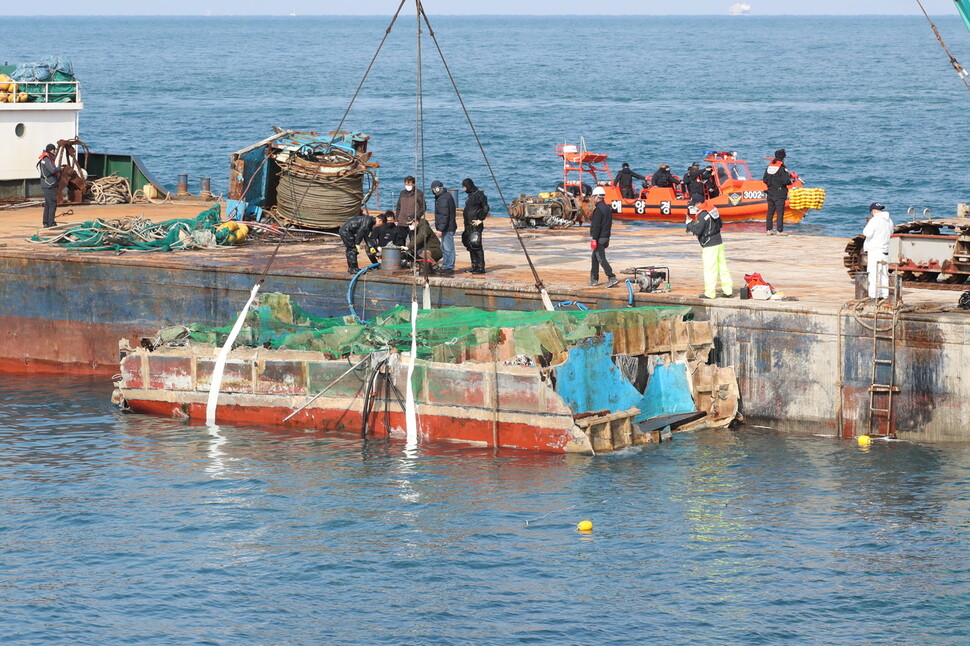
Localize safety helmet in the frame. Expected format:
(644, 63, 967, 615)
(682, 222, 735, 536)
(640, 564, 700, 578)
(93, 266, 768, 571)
(591, 186, 607, 197)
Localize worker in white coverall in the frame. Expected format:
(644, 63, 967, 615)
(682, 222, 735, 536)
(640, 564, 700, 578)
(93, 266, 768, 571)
(686, 198, 734, 299)
(862, 201, 894, 300)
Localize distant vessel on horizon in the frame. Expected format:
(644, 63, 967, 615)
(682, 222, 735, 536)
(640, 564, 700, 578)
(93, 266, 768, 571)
(728, 3, 751, 15)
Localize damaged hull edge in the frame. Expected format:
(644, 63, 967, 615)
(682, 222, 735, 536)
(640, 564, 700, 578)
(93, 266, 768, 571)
(115, 331, 736, 454)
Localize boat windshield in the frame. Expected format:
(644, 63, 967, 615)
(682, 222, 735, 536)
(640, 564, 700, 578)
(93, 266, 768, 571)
(715, 161, 752, 184)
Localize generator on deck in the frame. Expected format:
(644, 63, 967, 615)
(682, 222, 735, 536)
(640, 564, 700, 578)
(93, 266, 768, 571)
(623, 266, 671, 293)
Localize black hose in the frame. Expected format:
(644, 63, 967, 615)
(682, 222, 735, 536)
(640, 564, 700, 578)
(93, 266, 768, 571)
(360, 357, 388, 438)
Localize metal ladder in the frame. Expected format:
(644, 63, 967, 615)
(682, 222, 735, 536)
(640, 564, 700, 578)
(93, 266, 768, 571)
(867, 265, 900, 437)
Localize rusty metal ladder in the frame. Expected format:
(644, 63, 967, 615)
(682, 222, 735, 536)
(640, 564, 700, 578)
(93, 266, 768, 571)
(867, 300, 899, 438)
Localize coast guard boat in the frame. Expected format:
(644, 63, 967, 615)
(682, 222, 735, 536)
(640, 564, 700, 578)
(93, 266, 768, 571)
(557, 144, 825, 225)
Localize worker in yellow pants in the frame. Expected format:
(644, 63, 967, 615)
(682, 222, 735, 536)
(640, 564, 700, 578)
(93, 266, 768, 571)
(686, 199, 734, 299)
(701, 244, 733, 299)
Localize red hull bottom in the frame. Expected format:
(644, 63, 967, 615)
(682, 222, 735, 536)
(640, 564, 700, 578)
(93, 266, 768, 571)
(125, 397, 590, 454)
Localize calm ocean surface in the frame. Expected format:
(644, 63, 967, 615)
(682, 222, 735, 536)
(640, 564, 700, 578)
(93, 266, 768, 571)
(1, 375, 969, 644)
(3, 14, 970, 644)
(5, 15, 970, 237)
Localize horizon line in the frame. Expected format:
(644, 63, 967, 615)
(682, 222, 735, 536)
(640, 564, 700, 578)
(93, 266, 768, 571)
(3, 12, 962, 17)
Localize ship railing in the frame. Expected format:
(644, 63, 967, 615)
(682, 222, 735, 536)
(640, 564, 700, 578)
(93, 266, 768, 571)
(2, 80, 81, 105)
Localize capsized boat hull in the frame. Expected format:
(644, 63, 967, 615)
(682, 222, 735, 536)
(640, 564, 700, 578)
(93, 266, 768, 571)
(122, 391, 595, 453)
(114, 310, 740, 454)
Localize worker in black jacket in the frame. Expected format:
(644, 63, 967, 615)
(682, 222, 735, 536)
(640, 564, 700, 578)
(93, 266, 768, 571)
(762, 148, 793, 235)
(702, 165, 719, 198)
(366, 211, 400, 262)
(589, 186, 619, 288)
(687, 169, 707, 204)
(613, 163, 646, 199)
(683, 162, 701, 196)
(37, 143, 61, 228)
(431, 180, 457, 276)
(652, 163, 674, 188)
(338, 210, 375, 274)
(460, 177, 489, 274)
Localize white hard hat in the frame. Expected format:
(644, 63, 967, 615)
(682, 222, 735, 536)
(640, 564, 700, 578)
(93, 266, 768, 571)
(591, 186, 606, 197)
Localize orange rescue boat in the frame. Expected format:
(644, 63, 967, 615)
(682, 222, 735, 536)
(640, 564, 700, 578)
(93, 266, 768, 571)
(556, 145, 825, 225)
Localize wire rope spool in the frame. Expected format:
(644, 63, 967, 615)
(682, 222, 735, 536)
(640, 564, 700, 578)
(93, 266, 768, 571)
(273, 147, 377, 229)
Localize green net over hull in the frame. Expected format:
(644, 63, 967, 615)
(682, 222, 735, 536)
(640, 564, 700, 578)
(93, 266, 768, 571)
(29, 204, 234, 252)
(177, 293, 691, 361)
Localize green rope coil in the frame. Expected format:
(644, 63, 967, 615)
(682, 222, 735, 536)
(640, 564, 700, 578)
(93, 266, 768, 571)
(29, 204, 234, 252)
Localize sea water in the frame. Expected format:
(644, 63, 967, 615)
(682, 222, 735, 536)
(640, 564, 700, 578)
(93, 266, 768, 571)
(4, 15, 970, 238)
(3, 14, 970, 644)
(1, 374, 969, 644)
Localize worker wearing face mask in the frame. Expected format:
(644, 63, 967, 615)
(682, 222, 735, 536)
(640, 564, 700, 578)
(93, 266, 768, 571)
(394, 175, 427, 226)
(406, 213, 443, 268)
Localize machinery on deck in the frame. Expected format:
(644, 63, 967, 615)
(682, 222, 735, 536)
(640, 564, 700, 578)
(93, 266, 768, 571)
(843, 204, 970, 290)
(623, 266, 672, 294)
(508, 192, 590, 228)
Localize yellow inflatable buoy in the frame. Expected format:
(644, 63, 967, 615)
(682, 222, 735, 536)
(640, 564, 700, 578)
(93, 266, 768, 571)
(217, 220, 249, 245)
(857, 435, 872, 446)
(577, 520, 593, 532)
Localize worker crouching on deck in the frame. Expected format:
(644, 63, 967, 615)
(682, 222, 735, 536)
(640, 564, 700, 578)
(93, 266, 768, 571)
(461, 177, 489, 274)
(406, 213, 443, 270)
(686, 199, 734, 299)
(863, 202, 894, 300)
(338, 210, 376, 274)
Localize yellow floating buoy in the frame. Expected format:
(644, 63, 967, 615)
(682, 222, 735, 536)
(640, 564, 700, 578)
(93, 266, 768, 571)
(577, 520, 593, 532)
(217, 220, 249, 245)
(857, 435, 872, 446)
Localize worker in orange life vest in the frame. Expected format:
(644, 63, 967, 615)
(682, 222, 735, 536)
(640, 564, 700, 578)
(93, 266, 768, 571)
(762, 148, 793, 235)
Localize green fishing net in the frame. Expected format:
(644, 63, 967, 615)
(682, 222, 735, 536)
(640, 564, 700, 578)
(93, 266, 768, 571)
(30, 204, 234, 251)
(176, 293, 690, 361)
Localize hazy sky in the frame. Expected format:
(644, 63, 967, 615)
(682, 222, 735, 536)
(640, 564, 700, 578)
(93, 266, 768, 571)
(4, 0, 964, 16)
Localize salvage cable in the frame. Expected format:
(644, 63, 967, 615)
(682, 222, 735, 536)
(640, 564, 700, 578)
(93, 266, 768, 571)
(329, 0, 408, 147)
(418, 3, 555, 311)
(206, 165, 322, 424)
(285, 0, 407, 225)
(915, 0, 970, 91)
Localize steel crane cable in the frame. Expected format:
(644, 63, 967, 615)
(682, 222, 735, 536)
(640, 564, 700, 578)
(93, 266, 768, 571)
(915, 0, 970, 90)
(417, 3, 553, 310)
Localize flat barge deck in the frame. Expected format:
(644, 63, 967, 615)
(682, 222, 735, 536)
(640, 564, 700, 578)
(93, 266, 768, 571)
(1, 203, 967, 441)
